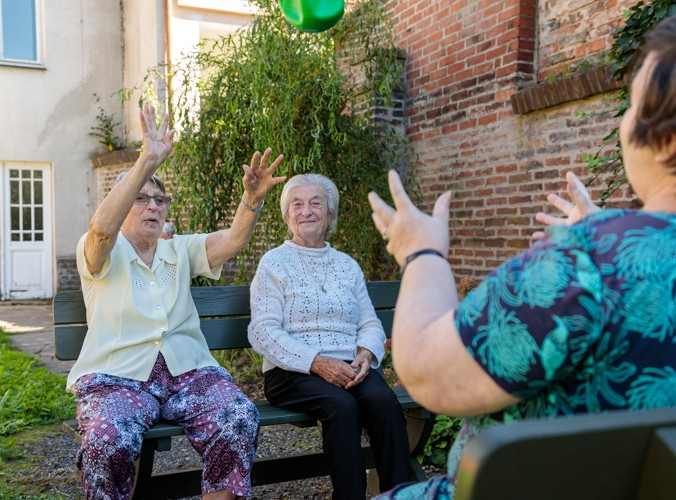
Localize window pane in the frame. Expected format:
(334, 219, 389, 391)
(35, 232, 43, 241)
(34, 179, 43, 204)
(22, 179, 32, 204)
(22, 207, 32, 230)
(2, 0, 37, 61)
(11, 207, 19, 230)
(11, 233, 20, 241)
(34, 170, 42, 179)
(9, 169, 18, 178)
(34, 206, 43, 230)
(10, 180, 19, 204)
(21, 169, 30, 178)
(22, 232, 33, 241)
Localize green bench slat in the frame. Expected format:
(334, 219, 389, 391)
(53, 282, 400, 325)
(54, 286, 397, 360)
(55, 311, 395, 360)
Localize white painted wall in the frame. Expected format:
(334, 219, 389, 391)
(0, 0, 253, 295)
(0, 0, 123, 260)
(122, 0, 251, 144)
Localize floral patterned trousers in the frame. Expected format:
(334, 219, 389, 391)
(73, 353, 259, 499)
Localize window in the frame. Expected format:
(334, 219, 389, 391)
(0, 0, 41, 64)
(8, 168, 45, 242)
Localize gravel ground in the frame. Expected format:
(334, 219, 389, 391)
(8, 409, 443, 499)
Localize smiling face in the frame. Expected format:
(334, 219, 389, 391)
(287, 184, 329, 248)
(121, 181, 168, 243)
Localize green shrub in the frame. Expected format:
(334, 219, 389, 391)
(423, 415, 464, 467)
(146, 0, 414, 283)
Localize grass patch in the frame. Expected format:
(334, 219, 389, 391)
(0, 328, 76, 463)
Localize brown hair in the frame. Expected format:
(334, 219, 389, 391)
(630, 16, 676, 166)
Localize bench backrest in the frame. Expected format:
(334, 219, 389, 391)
(53, 281, 401, 361)
(454, 406, 676, 500)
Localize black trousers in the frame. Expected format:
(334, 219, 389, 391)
(264, 366, 411, 499)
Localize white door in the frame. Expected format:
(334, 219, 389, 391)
(1, 163, 53, 300)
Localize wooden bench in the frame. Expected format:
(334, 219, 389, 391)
(455, 406, 676, 500)
(54, 281, 435, 499)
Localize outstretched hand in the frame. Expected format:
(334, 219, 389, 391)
(532, 171, 600, 240)
(242, 148, 286, 204)
(139, 104, 175, 168)
(368, 170, 451, 266)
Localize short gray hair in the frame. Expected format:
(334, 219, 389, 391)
(280, 174, 339, 237)
(115, 170, 167, 194)
(162, 221, 176, 235)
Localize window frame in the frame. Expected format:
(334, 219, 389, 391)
(0, 0, 44, 68)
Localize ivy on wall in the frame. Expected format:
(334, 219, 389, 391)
(160, 0, 413, 283)
(585, 0, 676, 204)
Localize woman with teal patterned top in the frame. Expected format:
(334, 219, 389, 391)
(367, 16, 676, 499)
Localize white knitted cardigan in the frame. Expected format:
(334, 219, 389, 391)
(248, 240, 386, 374)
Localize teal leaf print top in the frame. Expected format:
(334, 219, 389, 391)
(374, 210, 676, 500)
(449, 210, 676, 494)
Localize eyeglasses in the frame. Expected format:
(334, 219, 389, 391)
(133, 193, 172, 208)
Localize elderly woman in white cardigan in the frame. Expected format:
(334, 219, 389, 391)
(248, 173, 410, 499)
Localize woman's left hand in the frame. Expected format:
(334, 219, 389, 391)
(346, 348, 373, 389)
(241, 148, 286, 207)
(368, 170, 451, 266)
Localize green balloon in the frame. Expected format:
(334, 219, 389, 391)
(279, 0, 345, 32)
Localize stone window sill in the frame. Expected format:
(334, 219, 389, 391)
(510, 66, 625, 115)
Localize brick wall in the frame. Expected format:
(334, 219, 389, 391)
(56, 257, 80, 291)
(538, 0, 636, 80)
(386, 0, 634, 280)
(91, 148, 143, 203)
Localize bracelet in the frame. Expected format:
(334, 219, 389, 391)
(241, 198, 264, 213)
(401, 249, 445, 275)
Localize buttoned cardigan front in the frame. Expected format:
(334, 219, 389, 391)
(67, 232, 223, 391)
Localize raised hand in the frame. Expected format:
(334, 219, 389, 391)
(139, 104, 175, 169)
(368, 170, 451, 266)
(242, 148, 286, 205)
(532, 171, 600, 240)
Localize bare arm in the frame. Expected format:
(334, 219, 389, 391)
(84, 105, 174, 275)
(368, 170, 519, 416)
(205, 148, 286, 268)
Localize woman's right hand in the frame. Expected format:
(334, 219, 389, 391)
(139, 104, 175, 170)
(532, 171, 600, 240)
(310, 355, 356, 388)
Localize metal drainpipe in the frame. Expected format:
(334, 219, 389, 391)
(163, 0, 173, 115)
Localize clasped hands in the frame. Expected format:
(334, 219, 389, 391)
(311, 348, 373, 389)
